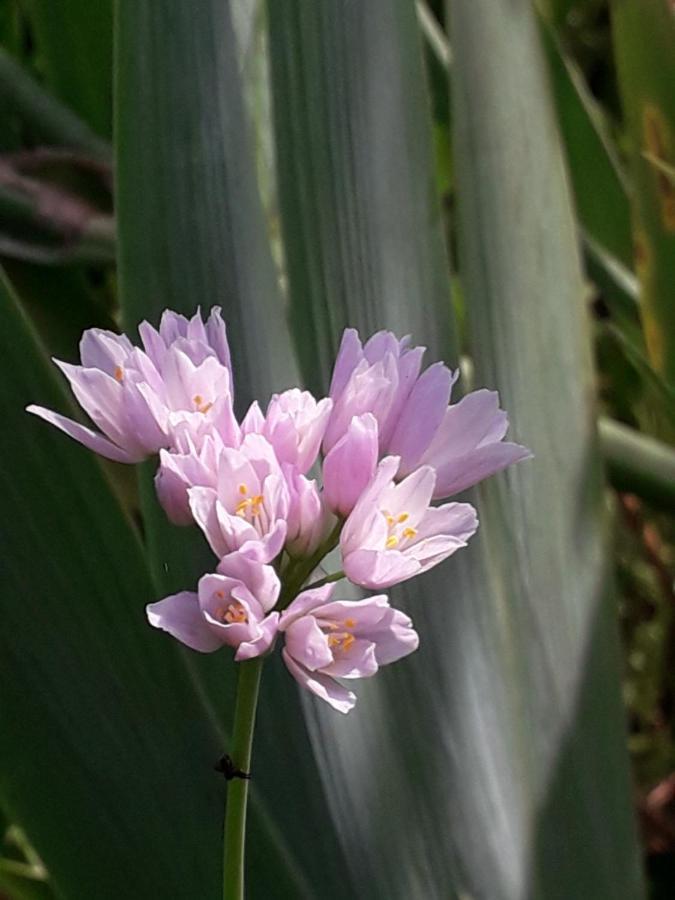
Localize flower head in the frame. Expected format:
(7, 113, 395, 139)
(27, 307, 236, 463)
(341, 456, 478, 589)
(324, 328, 530, 499)
(146, 549, 279, 660)
(279, 585, 418, 713)
(258, 389, 332, 474)
(188, 433, 290, 563)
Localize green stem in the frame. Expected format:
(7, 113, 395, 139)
(303, 570, 345, 591)
(222, 657, 264, 900)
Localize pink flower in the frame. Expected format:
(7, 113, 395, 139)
(284, 467, 333, 559)
(279, 585, 418, 713)
(322, 413, 378, 516)
(188, 433, 290, 563)
(340, 457, 478, 589)
(27, 307, 236, 463)
(324, 328, 530, 499)
(259, 389, 332, 474)
(155, 429, 225, 525)
(400, 389, 533, 498)
(146, 550, 279, 660)
(323, 329, 423, 453)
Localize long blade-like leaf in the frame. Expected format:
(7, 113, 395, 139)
(0, 274, 226, 899)
(114, 2, 346, 895)
(22, 0, 113, 138)
(612, 0, 675, 396)
(450, 0, 644, 896)
(268, 0, 644, 897)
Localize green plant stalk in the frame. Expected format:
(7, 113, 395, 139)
(222, 657, 264, 900)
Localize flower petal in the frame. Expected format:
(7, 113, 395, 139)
(323, 413, 379, 517)
(280, 585, 336, 630)
(431, 442, 533, 499)
(146, 591, 223, 652)
(387, 363, 456, 469)
(26, 405, 137, 463)
(235, 612, 280, 661)
(322, 639, 379, 679)
(283, 616, 334, 671)
(282, 649, 356, 714)
(343, 548, 420, 589)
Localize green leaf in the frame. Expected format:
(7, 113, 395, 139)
(114, 0, 293, 411)
(0, 273, 227, 899)
(268, 0, 643, 897)
(21, 0, 113, 138)
(0, 47, 111, 158)
(114, 2, 346, 896)
(450, 0, 643, 896)
(600, 417, 675, 513)
(267, 0, 455, 395)
(612, 0, 675, 392)
(541, 21, 633, 266)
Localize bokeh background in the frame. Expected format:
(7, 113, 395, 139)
(0, 1, 674, 898)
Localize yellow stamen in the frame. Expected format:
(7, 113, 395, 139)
(402, 527, 417, 540)
(386, 514, 395, 526)
(327, 632, 355, 652)
(224, 603, 248, 624)
(344, 618, 356, 629)
(238, 483, 248, 495)
(386, 535, 399, 549)
(234, 494, 264, 518)
(114, 365, 124, 382)
(397, 512, 409, 523)
(192, 394, 213, 414)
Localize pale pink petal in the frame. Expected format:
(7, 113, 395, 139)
(26, 405, 137, 463)
(241, 401, 265, 434)
(322, 639, 378, 679)
(387, 363, 456, 469)
(340, 456, 400, 554)
(235, 612, 280, 661)
(146, 591, 222, 653)
(317, 596, 389, 629)
(282, 649, 356, 714)
(369, 607, 419, 665)
(280, 585, 336, 629)
(379, 465, 436, 526)
(284, 617, 334, 671)
(188, 486, 230, 557)
(431, 442, 532, 499)
(79, 329, 133, 374)
(204, 306, 232, 369)
(343, 548, 420, 589)
(216, 552, 280, 612)
(138, 320, 166, 366)
(329, 328, 363, 397)
(54, 361, 127, 445)
(323, 413, 379, 516)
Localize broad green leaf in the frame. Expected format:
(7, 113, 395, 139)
(0, 274, 226, 899)
(541, 21, 633, 266)
(114, 2, 346, 895)
(268, 0, 643, 897)
(268, 0, 455, 395)
(0, 47, 110, 158)
(600, 417, 675, 513)
(267, 2, 481, 896)
(21, 0, 113, 138)
(450, 1, 643, 897)
(612, 0, 675, 391)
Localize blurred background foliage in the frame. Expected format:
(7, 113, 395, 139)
(0, 0, 674, 898)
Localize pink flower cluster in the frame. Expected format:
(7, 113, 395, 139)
(29, 308, 530, 713)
